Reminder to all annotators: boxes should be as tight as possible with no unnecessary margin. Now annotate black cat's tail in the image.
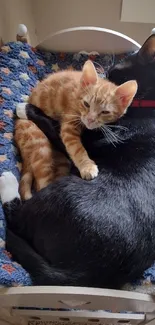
[17,103,68,157]
[6,229,85,286]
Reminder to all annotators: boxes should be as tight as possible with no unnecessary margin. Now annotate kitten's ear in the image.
[81,60,98,87]
[138,34,155,64]
[115,80,138,112]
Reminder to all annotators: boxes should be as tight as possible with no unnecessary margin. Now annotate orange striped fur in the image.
[15,119,70,200]
[15,60,137,199]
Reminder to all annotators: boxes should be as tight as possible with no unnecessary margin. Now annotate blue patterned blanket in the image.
[0,42,155,292]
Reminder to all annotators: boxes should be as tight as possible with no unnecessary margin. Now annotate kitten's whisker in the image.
[106,124,128,131]
[100,126,114,145]
[107,130,124,143]
[93,61,105,75]
[75,121,83,128]
[84,87,93,99]
[101,125,124,145]
[81,81,94,98]
[62,117,81,124]
[100,128,106,137]
[62,119,81,125]
[105,126,124,142]
[105,131,117,147]
[60,113,80,118]
[101,127,116,147]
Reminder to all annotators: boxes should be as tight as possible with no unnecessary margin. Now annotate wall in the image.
[121,0,155,23]
[32,0,155,46]
[0,0,37,46]
[0,0,154,47]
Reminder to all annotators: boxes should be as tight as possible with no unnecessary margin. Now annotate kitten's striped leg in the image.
[19,165,33,200]
[32,146,55,191]
[34,177,52,191]
[61,121,98,180]
[33,164,54,191]
[54,151,70,181]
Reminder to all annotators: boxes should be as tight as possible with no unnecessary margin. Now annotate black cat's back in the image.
[9,119,155,288]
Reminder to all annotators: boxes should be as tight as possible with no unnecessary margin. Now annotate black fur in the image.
[5,34,155,288]
[25,104,67,156]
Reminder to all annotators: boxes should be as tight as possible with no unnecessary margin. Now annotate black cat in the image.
[2,34,155,288]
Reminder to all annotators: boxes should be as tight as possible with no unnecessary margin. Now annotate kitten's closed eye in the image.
[84,101,90,108]
[101,111,110,115]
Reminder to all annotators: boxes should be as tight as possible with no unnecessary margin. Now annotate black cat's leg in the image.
[16,103,67,156]
[0,172,22,226]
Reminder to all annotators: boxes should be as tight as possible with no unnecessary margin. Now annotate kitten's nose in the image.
[87,117,95,124]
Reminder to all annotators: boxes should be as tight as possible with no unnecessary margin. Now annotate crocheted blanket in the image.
[0,42,155,293]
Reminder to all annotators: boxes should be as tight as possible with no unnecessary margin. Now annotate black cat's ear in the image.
[138,34,155,64]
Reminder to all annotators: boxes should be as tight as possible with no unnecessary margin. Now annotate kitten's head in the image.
[78,60,137,130]
[108,34,155,100]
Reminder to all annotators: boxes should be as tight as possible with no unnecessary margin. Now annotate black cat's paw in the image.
[16,102,28,119]
[0,172,20,204]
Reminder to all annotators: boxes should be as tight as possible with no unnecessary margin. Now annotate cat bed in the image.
[0,41,155,292]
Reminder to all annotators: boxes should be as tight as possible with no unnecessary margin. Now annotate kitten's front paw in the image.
[16,103,28,119]
[80,163,99,180]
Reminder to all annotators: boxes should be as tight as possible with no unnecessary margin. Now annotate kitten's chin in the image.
[83,123,97,130]
[81,118,98,130]
[87,125,97,130]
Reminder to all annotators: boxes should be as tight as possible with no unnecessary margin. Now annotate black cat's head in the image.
[108,34,155,100]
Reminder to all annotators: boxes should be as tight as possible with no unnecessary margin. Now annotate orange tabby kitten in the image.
[15,119,70,200]
[17,60,137,183]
